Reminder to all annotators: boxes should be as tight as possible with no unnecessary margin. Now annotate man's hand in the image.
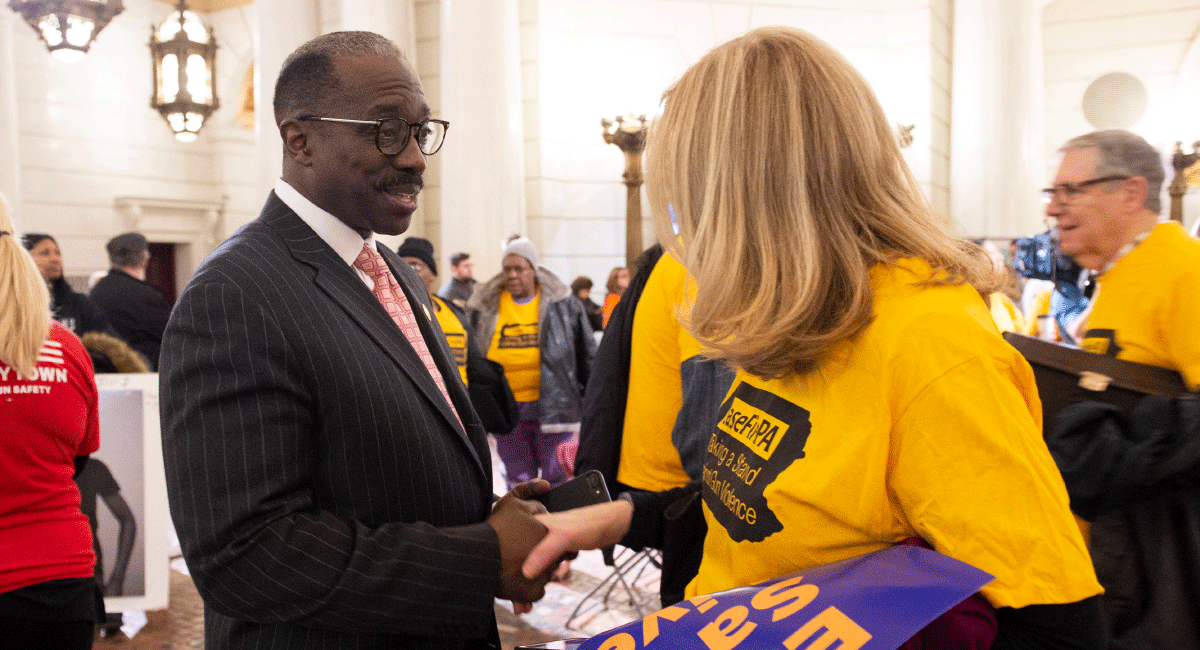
[504,478,552,502]
[487,481,557,604]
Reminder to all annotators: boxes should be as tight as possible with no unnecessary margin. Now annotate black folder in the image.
[1002,332,1188,436]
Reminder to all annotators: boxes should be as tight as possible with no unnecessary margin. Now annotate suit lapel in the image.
[261,194,487,478]
[377,244,480,433]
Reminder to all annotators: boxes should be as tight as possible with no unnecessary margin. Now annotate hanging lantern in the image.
[149,0,218,142]
[8,0,125,63]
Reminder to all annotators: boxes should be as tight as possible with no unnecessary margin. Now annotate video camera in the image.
[1012,230,1077,283]
[1012,229,1095,301]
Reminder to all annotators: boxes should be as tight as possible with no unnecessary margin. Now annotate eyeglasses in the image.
[297,116,449,156]
[1041,175,1129,204]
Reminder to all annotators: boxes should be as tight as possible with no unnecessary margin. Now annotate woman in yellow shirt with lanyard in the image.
[520,26,1105,648]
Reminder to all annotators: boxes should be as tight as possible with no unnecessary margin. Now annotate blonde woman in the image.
[0,202,101,649]
[523,26,1104,647]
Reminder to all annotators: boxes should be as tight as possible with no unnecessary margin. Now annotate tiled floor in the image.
[92,549,656,650]
[92,441,657,649]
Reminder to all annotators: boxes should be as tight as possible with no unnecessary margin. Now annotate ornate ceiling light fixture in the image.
[150,0,218,142]
[8,0,125,63]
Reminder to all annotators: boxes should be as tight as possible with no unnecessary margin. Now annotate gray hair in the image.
[273,31,407,125]
[1062,129,1165,214]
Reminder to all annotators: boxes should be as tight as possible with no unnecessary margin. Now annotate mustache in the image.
[377,173,423,193]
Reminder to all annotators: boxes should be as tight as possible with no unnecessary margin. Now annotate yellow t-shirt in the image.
[618,253,695,492]
[988,292,1024,334]
[431,296,468,386]
[1080,221,1200,390]
[687,258,1101,609]
[1024,289,1054,339]
[488,292,540,402]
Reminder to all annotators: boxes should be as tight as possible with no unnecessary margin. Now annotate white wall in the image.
[12,0,1200,297]
[522,0,949,296]
[8,0,255,286]
[1043,0,1200,230]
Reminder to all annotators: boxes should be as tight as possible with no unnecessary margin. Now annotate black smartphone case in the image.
[533,469,611,512]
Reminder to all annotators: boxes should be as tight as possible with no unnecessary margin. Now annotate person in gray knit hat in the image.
[467,236,596,492]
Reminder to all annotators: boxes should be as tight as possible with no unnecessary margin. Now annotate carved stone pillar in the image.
[253,0,319,204]
[438,0,525,276]
[0,10,22,223]
[601,115,649,271]
[950,0,1049,239]
[1170,141,1199,223]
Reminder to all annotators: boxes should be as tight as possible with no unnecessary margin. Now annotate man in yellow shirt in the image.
[1045,129,1200,647]
[1050,133,1200,385]
[398,237,517,435]
[468,237,595,488]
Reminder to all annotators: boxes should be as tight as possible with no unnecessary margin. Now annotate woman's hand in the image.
[521,499,634,579]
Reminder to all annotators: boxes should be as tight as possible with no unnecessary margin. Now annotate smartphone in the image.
[515,640,586,650]
[533,469,611,512]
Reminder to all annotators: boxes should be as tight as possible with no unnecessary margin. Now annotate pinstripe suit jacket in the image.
[160,193,501,650]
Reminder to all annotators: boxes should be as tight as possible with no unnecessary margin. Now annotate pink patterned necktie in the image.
[354,243,462,428]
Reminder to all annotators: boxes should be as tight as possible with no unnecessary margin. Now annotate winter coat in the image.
[467,266,595,431]
[1049,395,1200,649]
[49,277,112,338]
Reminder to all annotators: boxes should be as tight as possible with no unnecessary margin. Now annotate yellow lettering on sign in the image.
[717,398,787,461]
[690,594,719,613]
[782,606,872,650]
[696,605,757,650]
[594,632,636,650]
[749,576,819,622]
[642,605,690,645]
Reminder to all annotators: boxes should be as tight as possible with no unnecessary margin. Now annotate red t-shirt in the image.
[0,322,100,594]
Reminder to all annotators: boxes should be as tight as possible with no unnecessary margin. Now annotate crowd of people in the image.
[4,22,1200,650]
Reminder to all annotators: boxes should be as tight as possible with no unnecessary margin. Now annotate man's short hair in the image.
[570,276,592,294]
[450,252,470,267]
[106,232,149,268]
[273,31,407,126]
[1062,129,1165,214]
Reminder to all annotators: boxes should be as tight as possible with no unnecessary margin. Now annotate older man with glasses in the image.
[1042,128,1200,649]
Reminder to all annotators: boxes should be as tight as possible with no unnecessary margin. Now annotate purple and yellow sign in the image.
[578,545,993,650]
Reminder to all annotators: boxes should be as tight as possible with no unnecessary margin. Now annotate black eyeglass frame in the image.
[296,116,450,156]
[1041,175,1130,203]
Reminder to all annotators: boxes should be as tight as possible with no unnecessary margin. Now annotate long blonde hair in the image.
[647,26,996,379]
[0,199,51,377]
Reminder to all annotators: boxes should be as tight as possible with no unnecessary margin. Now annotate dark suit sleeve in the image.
[75,294,115,337]
[160,279,501,638]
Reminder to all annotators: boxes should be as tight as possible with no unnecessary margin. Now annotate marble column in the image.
[253,0,320,206]
[438,0,526,277]
[950,0,1048,239]
[0,11,23,229]
[341,0,423,249]
[341,0,417,67]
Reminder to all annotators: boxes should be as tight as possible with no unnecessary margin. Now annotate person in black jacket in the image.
[569,276,604,332]
[398,236,518,436]
[1049,396,1200,648]
[21,232,113,339]
[89,232,171,371]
